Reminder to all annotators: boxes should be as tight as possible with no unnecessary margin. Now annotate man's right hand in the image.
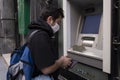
[58,56,72,69]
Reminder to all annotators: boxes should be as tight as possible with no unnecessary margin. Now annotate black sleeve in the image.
[30,31,55,71]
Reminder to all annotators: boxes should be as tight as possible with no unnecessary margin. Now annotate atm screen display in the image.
[81,14,101,34]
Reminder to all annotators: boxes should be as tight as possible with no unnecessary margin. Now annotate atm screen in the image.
[81,14,101,34]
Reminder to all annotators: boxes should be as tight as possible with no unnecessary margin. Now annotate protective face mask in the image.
[51,23,60,33]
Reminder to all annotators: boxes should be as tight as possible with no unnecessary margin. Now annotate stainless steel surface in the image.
[68,47,102,60]
[68,62,108,80]
[68,48,102,69]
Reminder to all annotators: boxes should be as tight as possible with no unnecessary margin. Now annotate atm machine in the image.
[58,0,120,80]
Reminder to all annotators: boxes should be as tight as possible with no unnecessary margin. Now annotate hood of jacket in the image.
[28,18,54,37]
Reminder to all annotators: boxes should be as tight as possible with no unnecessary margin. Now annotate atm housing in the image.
[67,1,103,69]
[66,0,103,69]
[58,0,111,80]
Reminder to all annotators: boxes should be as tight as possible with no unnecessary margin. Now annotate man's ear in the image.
[47,16,52,23]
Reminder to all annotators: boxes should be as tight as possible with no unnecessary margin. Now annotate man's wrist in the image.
[55,59,63,67]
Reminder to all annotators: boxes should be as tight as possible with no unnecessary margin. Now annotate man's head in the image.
[40,7,64,33]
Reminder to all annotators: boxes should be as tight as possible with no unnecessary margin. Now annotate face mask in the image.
[51,23,60,33]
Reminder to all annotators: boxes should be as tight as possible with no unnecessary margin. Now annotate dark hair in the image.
[40,7,64,21]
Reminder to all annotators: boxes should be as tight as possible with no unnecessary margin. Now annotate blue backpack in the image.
[7,30,38,80]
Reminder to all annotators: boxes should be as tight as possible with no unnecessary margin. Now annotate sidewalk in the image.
[0,54,10,80]
[2,54,10,65]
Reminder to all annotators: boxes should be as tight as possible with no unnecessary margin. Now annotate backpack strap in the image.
[27,30,39,43]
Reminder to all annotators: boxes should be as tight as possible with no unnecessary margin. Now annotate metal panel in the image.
[103,0,111,74]
[68,51,102,69]
[17,0,30,34]
[111,0,120,79]
[69,0,103,9]
[68,63,108,80]
[30,0,43,21]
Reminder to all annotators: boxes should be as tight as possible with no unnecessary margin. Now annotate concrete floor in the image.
[0,54,10,80]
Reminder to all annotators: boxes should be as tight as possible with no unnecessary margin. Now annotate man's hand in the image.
[57,56,72,69]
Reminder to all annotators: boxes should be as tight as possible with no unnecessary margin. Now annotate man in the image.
[28,7,72,80]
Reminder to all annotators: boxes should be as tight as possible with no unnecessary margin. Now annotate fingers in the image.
[63,62,72,69]
[63,58,72,69]
[65,55,71,58]
[59,55,73,69]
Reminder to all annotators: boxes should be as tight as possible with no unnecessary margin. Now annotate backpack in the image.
[7,30,38,80]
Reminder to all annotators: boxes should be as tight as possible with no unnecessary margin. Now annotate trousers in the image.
[32,75,54,80]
